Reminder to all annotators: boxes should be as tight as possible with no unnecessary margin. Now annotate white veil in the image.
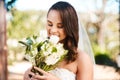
[78,18,95,64]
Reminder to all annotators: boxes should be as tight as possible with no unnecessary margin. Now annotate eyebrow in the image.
[47,20,52,23]
[47,20,62,25]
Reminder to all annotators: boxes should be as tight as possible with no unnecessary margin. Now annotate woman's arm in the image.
[76,51,94,80]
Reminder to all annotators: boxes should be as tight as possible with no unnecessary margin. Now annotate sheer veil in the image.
[77,15,95,64]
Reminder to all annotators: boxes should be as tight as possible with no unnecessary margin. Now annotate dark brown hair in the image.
[47,1,79,62]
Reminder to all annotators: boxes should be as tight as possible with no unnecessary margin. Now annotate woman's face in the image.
[46,10,66,41]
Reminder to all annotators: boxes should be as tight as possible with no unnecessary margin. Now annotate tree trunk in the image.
[97,22,105,50]
[0,0,8,80]
[96,0,107,50]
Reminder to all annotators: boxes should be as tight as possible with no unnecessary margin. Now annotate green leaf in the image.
[52,47,57,52]
[18,41,29,46]
[37,42,44,52]
[26,37,33,45]
[33,35,37,39]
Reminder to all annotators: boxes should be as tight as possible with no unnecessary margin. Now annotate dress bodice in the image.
[49,68,76,80]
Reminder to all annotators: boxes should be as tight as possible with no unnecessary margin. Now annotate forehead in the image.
[47,10,62,22]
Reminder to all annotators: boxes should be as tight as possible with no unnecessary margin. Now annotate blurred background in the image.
[0,0,119,80]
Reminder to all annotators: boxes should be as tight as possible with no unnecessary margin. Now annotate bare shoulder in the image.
[76,49,93,65]
[76,49,93,80]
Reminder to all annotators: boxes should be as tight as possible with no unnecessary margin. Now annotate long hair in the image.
[47,1,79,62]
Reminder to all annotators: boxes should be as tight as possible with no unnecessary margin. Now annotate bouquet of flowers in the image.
[19,31,68,74]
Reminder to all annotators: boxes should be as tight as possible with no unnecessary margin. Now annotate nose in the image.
[50,27,58,35]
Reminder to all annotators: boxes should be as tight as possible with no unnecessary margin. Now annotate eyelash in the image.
[48,24,52,26]
[58,26,63,28]
[48,23,63,28]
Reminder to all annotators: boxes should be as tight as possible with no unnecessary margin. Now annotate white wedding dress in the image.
[49,68,76,80]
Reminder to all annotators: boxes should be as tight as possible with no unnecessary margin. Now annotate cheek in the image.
[60,30,66,39]
[63,32,66,39]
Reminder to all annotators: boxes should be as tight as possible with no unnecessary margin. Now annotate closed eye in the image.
[47,20,53,27]
[57,24,63,28]
[48,23,53,27]
[58,26,63,28]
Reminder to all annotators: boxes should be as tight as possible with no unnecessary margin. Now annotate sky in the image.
[15,0,119,13]
[15,0,94,12]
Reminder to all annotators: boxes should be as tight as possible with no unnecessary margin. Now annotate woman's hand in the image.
[23,66,60,80]
[31,66,60,80]
[23,67,35,80]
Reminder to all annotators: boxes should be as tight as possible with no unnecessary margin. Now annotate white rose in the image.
[39,30,47,39]
[25,54,35,65]
[49,35,59,44]
[36,30,48,43]
[45,53,60,65]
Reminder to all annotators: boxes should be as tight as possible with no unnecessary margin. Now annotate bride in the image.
[24,1,94,80]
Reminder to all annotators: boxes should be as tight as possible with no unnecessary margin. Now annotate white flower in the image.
[25,54,35,65]
[45,53,60,65]
[20,30,68,71]
[36,30,48,43]
[31,48,38,56]
[49,35,59,44]
[39,30,47,37]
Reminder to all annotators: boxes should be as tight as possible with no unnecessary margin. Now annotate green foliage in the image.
[92,43,106,56]
[87,13,119,63]
[95,54,118,68]
[92,42,119,68]
[7,9,47,64]
[7,9,47,39]
[5,0,17,11]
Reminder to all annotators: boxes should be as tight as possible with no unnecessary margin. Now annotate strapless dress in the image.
[49,68,76,80]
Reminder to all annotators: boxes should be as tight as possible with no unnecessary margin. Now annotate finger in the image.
[33,66,47,74]
[31,77,38,80]
[23,68,33,80]
[33,74,46,79]
[29,72,35,78]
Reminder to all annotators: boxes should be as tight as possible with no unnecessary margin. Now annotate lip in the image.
[49,34,60,37]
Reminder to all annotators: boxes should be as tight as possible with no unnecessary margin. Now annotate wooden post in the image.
[0,0,8,80]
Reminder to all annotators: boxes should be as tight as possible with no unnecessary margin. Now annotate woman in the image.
[24,1,93,80]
